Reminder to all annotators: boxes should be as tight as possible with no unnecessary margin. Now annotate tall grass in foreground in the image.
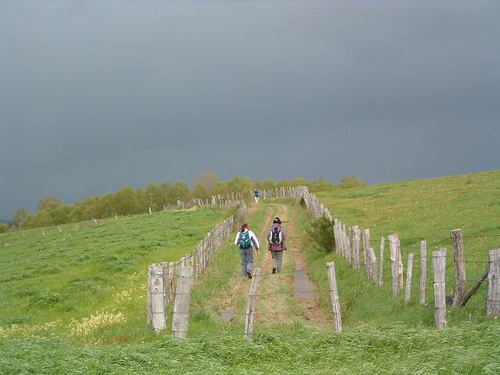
[2,323,499,374]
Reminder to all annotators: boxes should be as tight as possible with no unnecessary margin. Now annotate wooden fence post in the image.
[147,265,153,324]
[368,247,377,283]
[363,229,370,280]
[334,219,340,254]
[486,249,500,316]
[165,262,176,305]
[244,268,262,339]
[350,226,360,270]
[433,247,447,330]
[451,229,467,307]
[389,234,400,296]
[379,237,385,287]
[172,265,193,338]
[420,241,427,305]
[327,262,342,333]
[405,253,414,302]
[151,264,166,333]
[343,224,349,261]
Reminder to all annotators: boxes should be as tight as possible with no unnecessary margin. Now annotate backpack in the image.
[238,230,252,249]
[270,227,283,245]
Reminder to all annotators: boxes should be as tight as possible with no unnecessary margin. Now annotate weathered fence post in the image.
[165,262,176,305]
[433,247,447,330]
[362,229,370,280]
[379,237,385,287]
[368,247,377,284]
[350,226,360,270]
[450,229,467,307]
[389,234,401,296]
[172,265,193,338]
[420,241,427,305]
[151,264,166,333]
[405,253,414,302]
[244,268,262,339]
[334,219,340,254]
[343,224,349,261]
[327,262,342,333]
[486,249,500,316]
[147,265,153,324]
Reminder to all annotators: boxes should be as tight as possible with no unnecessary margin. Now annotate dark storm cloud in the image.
[1,1,499,218]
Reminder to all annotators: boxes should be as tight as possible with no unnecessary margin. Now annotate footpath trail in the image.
[216,202,331,328]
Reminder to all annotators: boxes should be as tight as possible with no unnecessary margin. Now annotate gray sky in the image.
[1,0,499,219]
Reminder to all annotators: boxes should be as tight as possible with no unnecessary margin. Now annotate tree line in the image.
[3,173,364,232]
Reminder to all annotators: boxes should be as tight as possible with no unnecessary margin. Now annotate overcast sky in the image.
[1,1,499,219]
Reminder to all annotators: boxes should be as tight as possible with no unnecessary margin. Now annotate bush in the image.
[0,222,9,233]
[306,217,335,253]
[339,175,366,189]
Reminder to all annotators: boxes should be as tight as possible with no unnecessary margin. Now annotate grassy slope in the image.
[310,170,500,326]
[1,171,500,374]
[0,207,231,342]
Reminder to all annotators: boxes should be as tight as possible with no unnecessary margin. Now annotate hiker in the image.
[267,217,286,273]
[234,223,260,278]
[253,189,260,203]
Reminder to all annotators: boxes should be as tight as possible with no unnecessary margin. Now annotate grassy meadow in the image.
[0,207,232,344]
[296,170,500,331]
[1,170,500,374]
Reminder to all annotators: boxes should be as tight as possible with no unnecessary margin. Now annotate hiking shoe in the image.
[247,270,252,279]
[272,268,277,274]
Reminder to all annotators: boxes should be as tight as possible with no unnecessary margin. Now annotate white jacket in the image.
[234,229,260,250]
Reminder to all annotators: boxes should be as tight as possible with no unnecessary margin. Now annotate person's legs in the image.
[276,250,283,272]
[246,248,253,276]
[271,250,278,273]
[241,248,253,277]
[240,248,247,276]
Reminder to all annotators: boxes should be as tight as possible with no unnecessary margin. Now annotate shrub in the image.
[306,217,335,253]
[339,175,366,189]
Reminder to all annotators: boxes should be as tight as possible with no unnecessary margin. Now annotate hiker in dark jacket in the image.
[267,217,286,273]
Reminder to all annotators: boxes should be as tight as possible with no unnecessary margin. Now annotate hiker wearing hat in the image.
[267,217,287,273]
[234,223,260,278]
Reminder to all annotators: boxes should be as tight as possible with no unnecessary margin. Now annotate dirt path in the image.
[216,202,330,326]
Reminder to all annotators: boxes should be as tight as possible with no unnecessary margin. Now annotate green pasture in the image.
[1,171,500,374]
[306,170,500,328]
[0,207,232,342]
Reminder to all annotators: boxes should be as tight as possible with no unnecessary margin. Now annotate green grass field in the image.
[0,207,231,344]
[1,171,500,374]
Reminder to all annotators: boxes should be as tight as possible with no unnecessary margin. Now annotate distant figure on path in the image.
[253,189,260,203]
[267,217,287,274]
[234,223,260,278]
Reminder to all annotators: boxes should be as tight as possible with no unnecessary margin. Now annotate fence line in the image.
[298,188,500,329]
[146,186,310,333]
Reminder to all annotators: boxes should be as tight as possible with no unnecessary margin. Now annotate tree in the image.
[193,171,221,200]
[37,196,63,212]
[289,177,309,187]
[339,175,366,189]
[255,179,276,190]
[308,178,336,192]
[113,187,138,215]
[170,181,190,203]
[0,222,9,233]
[12,208,28,228]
